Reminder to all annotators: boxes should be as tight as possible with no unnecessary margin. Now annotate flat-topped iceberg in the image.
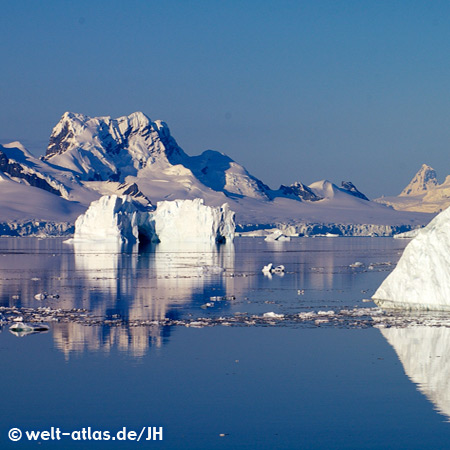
[373,206,450,310]
[73,195,235,244]
[154,198,235,243]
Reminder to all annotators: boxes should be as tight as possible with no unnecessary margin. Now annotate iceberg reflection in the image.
[380,325,450,420]
[57,240,235,357]
[0,238,235,358]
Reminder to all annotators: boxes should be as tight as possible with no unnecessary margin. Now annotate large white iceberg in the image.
[74,195,153,244]
[373,206,450,310]
[73,195,235,244]
[154,198,235,243]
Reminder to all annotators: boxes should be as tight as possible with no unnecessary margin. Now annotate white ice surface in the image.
[373,205,450,310]
[73,196,235,244]
[153,198,235,243]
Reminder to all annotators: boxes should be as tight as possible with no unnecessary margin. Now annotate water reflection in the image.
[381,326,450,420]
[0,239,235,358]
[0,237,407,358]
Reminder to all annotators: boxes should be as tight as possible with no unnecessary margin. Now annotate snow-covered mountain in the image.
[43,112,271,201]
[0,111,434,236]
[400,164,438,196]
[375,164,450,213]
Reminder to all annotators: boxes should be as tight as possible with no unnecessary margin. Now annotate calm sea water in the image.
[1,237,450,449]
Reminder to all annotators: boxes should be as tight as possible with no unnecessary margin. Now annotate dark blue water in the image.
[1,237,449,449]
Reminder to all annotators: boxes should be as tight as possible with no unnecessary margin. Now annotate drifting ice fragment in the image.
[264,230,291,242]
[373,205,450,310]
[349,262,364,268]
[9,322,50,337]
[263,312,285,319]
[262,263,285,274]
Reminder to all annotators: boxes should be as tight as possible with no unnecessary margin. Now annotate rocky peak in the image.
[341,181,369,201]
[279,181,322,202]
[400,164,438,196]
[42,112,187,181]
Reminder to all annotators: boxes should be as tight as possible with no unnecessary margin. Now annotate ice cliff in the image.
[372,205,450,310]
[74,195,153,244]
[73,196,235,244]
[154,198,235,243]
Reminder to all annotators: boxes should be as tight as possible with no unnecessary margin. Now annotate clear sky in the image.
[1,0,450,198]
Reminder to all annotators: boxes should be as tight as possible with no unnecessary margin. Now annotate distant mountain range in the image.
[0,111,432,236]
[375,164,450,213]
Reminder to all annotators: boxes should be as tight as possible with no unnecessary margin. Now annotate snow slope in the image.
[0,172,85,235]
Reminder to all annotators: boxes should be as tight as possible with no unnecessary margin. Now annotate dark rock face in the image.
[0,149,61,196]
[118,182,152,205]
[279,182,322,201]
[340,181,369,201]
[46,121,73,158]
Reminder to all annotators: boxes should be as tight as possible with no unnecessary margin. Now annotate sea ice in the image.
[373,205,450,310]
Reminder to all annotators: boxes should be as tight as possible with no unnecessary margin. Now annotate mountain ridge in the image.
[0,111,434,236]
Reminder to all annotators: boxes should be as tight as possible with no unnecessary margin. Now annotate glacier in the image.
[73,195,235,244]
[372,205,450,310]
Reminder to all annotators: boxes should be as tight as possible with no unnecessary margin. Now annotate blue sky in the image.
[2,0,450,197]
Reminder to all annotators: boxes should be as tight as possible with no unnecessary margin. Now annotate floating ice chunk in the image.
[264,229,291,242]
[9,322,49,337]
[373,206,450,310]
[298,311,316,319]
[349,261,364,268]
[317,310,335,316]
[262,263,285,274]
[198,265,225,274]
[263,312,284,319]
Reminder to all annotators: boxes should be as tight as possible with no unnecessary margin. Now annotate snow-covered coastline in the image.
[0,111,435,237]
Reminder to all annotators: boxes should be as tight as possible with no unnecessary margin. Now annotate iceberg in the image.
[73,195,235,244]
[264,229,291,242]
[372,206,450,310]
[153,198,235,243]
[74,195,154,244]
